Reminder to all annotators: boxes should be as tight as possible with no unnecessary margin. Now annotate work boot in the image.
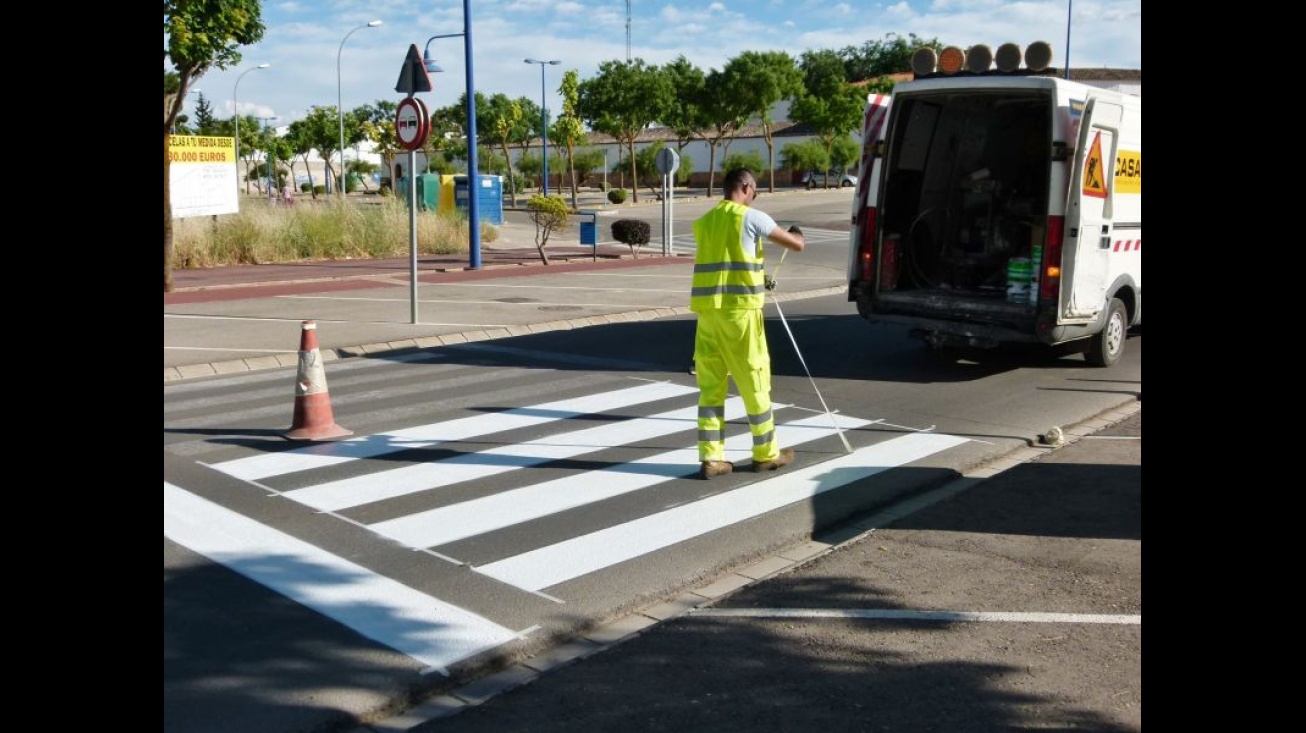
[699,460,734,479]
[751,448,795,473]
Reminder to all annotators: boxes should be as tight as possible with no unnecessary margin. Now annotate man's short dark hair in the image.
[723,167,754,194]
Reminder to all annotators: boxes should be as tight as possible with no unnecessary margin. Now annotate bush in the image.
[611,218,651,258]
[169,197,495,269]
[607,188,627,204]
[300,182,313,193]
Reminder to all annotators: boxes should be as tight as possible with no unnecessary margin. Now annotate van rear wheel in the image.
[1085,297,1127,367]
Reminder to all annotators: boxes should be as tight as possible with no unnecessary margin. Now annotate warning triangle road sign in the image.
[395,44,433,95]
[1082,131,1108,200]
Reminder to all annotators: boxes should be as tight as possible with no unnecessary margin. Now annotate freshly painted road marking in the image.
[283,395,779,513]
[164,482,519,671]
[475,431,969,592]
[370,412,872,549]
[210,381,696,481]
[691,608,1140,624]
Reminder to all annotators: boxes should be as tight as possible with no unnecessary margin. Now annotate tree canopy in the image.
[163,0,265,292]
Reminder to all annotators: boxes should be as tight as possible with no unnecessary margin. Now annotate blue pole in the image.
[540,66,549,197]
[464,0,481,270]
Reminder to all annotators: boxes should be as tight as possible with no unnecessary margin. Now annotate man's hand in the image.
[764,275,777,291]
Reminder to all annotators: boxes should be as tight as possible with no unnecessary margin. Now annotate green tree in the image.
[838,33,936,83]
[780,139,829,174]
[724,51,804,193]
[789,50,865,182]
[193,92,219,135]
[164,0,265,292]
[694,66,752,197]
[477,93,525,206]
[570,148,606,187]
[554,69,588,209]
[423,103,466,175]
[658,55,706,156]
[359,100,399,185]
[283,120,319,193]
[577,58,673,204]
[721,150,766,179]
[231,114,264,193]
[526,194,571,265]
[297,106,343,193]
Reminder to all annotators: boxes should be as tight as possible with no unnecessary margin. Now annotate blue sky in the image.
[176,0,1142,128]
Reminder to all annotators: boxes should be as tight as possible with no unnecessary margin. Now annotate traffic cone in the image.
[284,320,353,441]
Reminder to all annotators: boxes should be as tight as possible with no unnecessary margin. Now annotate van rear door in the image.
[1064,97,1124,317]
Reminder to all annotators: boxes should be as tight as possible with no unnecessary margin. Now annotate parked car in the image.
[803,169,858,189]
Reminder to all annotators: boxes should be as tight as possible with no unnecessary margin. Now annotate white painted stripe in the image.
[211,381,697,481]
[163,482,518,670]
[476,431,969,592]
[691,608,1141,625]
[371,412,873,548]
[283,395,787,513]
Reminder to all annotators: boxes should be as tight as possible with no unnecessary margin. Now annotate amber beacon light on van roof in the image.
[910,41,1056,79]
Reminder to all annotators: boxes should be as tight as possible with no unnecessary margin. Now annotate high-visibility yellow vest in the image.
[690,200,766,312]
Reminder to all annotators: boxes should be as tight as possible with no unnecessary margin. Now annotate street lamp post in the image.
[422,0,482,271]
[233,63,270,196]
[524,59,560,196]
[1064,0,1073,80]
[337,20,383,198]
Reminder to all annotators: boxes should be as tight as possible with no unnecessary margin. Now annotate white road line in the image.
[475,431,969,592]
[164,482,519,670]
[283,396,779,513]
[210,381,697,482]
[691,608,1141,624]
[370,412,872,549]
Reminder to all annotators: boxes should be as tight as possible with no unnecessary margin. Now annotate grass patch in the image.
[171,196,499,269]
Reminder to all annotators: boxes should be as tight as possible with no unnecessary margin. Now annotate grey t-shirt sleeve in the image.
[743,208,778,253]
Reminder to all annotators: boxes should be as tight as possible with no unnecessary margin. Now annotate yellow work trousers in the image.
[694,308,779,463]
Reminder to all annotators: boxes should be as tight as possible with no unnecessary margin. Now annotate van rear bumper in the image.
[867,312,1101,350]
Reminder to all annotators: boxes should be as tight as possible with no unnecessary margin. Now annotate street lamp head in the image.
[367,20,382,27]
[423,51,445,74]
[256,63,270,69]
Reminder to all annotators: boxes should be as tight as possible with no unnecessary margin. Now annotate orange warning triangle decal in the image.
[1082,132,1108,199]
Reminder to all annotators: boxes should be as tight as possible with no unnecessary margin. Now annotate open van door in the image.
[1063,97,1123,318]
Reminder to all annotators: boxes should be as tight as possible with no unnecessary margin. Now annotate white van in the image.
[846,42,1141,366]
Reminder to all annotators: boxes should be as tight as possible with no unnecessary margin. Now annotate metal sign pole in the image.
[658,173,668,257]
[654,148,680,257]
[408,149,418,324]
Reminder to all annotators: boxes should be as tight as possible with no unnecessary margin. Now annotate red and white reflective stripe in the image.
[1112,239,1142,252]
[863,93,890,139]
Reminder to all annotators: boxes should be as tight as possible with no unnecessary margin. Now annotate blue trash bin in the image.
[453,175,504,225]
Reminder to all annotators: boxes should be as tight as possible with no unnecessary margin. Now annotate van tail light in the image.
[857,207,878,282]
[1039,215,1064,302]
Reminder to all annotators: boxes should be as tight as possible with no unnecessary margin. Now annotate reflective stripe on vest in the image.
[690,200,765,311]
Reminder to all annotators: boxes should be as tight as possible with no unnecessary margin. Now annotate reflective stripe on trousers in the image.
[694,308,778,463]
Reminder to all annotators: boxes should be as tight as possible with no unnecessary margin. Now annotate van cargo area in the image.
[873,89,1052,334]
[849,44,1140,366]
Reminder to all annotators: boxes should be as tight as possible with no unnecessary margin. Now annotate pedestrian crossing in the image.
[167,370,969,671]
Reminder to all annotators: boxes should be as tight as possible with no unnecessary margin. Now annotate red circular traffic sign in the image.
[396,97,430,151]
